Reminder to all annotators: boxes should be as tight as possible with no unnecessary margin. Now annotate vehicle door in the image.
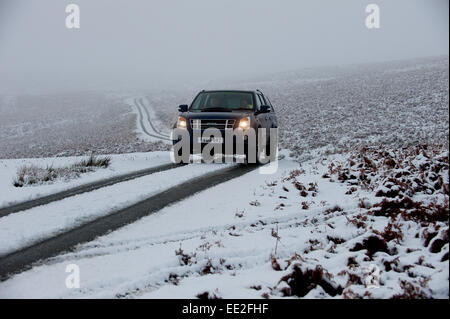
[255,93,269,129]
[263,95,278,129]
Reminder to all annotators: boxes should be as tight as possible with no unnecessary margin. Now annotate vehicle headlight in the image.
[238,117,250,130]
[177,116,187,129]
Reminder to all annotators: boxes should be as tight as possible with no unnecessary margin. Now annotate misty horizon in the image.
[0,0,448,94]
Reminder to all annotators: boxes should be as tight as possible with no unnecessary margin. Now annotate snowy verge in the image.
[0,145,447,299]
[0,151,171,209]
[124,96,170,144]
[141,96,171,137]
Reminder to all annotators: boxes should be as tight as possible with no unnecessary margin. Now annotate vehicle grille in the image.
[190,119,235,130]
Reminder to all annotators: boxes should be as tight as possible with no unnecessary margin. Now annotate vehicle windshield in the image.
[190,92,254,112]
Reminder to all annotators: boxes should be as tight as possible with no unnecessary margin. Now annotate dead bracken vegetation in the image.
[257,144,448,299]
[13,154,111,187]
[326,144,449,225]
[164,144,448,298]
[326,144,449,196]
[278,264,343,297]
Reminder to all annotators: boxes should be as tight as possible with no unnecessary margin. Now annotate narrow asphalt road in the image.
[0,162,178,218]
[0,163,259,280]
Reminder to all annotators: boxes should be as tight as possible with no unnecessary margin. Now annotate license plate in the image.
[198,137,223,144]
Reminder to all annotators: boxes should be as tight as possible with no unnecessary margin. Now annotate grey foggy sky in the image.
[0,0,448,93]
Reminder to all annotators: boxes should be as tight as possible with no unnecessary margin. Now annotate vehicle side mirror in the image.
[178,104,188,112]
[260,105,270,113]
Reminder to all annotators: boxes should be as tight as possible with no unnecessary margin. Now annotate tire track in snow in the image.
[53,210,311,261]
[0,162,178,218]
[138,97,170,139]
[45,203,358,270]
[38,205,359,298]
[0,164,259,280]
[50,216,317,298]
[0,96,174,218]
[74,207,359,298]
[133,97,171,142]
[76,248,276,299]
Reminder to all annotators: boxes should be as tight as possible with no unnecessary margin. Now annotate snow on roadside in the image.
[0,145,447,299]
[0,160,233,256]
[141,96,171,137]
[1,145,447,299]
[123,96,170,144]
[0,151,171,209]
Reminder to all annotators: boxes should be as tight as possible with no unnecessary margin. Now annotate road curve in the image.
[138,97,171,139]
[0,93,179,218]
[0,164,258,280]
[0,162,178,219]
[134,98,172,141]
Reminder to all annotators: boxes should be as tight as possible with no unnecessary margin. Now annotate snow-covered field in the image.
[0,92,167,159]
[1,56,447,162]
[0,145,447,298]
[0,56,448,299]
[150,56,449,161]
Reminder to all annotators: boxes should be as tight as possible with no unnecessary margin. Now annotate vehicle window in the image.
[258,94,272,112]
[258,94,267,106]
[254,93,261,109]
[265,95,274,112]
[257,94,265,108]
[190,92,254,111]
